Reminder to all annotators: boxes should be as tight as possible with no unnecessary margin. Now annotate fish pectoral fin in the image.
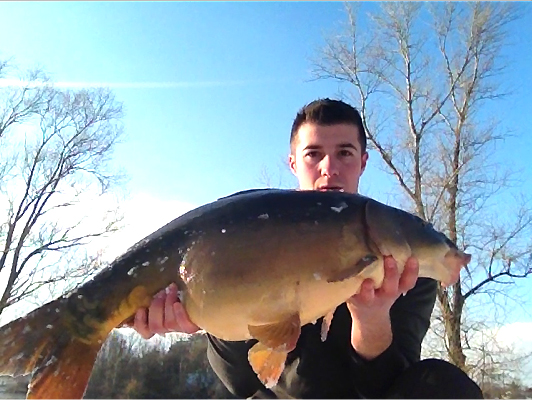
[326,255,378,283]
[320,308,337,342]
[364,199,411,258]
[248,342,288,389]
[247,313,301,352]
[28,339,102,399]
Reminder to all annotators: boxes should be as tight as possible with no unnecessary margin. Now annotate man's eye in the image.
[339,150,354,157]
[305,151,319,158]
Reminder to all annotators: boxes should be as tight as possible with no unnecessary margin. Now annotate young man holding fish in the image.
[132,99,483,398]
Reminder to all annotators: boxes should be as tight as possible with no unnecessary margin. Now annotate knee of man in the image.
[386,358,484,399]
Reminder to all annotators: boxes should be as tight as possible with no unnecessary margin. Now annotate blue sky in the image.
[1,2,530,205]
[1,2,356,204]
[0,1,531,347]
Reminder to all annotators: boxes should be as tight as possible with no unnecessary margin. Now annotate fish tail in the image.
[27,338,102,399]
[0,297,103,399]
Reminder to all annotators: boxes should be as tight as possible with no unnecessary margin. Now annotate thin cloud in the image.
[0,78,296,89]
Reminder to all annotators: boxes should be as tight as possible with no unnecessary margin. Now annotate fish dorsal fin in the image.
[248,313,301,352]
[217,188,272,201]
[320,308,337,342]
[248,343,288,389]
[326,255,378,283]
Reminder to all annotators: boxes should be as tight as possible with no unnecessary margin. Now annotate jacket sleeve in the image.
[347,277,438,398]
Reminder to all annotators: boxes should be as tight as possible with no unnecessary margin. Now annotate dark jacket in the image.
[206,277,437,399]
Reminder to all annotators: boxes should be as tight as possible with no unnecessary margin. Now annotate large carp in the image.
[0,189,470,398]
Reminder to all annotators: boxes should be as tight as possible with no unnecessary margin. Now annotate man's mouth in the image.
[318,186,344,192]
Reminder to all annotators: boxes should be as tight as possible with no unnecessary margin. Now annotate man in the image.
[132,99,483,398]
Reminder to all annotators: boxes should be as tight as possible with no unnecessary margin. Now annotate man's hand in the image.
[131,283,200,340]
[347,256,419,360]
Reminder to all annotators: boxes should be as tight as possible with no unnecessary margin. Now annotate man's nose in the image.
[320,155,339,177]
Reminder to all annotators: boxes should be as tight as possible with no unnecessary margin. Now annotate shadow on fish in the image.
[0,189,471,398]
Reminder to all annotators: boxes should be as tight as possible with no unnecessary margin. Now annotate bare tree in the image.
[311,1,531,379]
[0,59,126,319]
[422,309,532,394]
[256,155,295,189]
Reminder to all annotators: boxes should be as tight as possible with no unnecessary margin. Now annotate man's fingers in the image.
[131,283,200,339]
[355,278,376,305]
[399,256,419,293]
[148,290,167,335]
[133,308,155,340]
[162,283,201,334]
[164,283,200,334]
[380,256,400,295]
[163,283,181,331]
[172,302,200,334]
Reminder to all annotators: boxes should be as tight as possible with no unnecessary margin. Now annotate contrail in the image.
[0,78,296,89]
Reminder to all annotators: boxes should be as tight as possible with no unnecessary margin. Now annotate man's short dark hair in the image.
[290,98,367,154]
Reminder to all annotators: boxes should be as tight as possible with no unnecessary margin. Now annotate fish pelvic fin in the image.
[247,313,301,389]
[320,308,337,342]
[248,343,288,389]
[0,296,104,399]
[248,313,301,352]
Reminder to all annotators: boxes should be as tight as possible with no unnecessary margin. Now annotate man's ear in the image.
[360,152,369,175]
[288,154,297,176]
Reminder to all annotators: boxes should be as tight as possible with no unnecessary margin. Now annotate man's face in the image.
[288,122,368,194]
